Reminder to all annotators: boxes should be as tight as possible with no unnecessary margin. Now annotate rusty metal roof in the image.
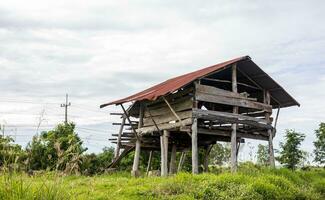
[100,56,299,108]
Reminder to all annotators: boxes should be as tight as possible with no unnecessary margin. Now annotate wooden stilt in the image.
[231,63,238,173]
[169,143,177,174]
[131,139,141,177]
[146,151,153,175]
[161,130,169,177]
[114,116,126,159]
[264,90,275,168]
[192,117,199,174]
[131,104,144,177]
[177,152,186,172]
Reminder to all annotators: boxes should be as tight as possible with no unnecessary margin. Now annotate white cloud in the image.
[0,0,324,153]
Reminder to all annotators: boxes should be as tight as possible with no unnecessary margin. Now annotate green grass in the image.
[0,167,324,200]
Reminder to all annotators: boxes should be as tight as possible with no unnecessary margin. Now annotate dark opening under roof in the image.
[100,56,299,109]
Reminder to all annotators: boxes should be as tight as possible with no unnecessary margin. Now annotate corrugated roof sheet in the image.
[100,56,299,108]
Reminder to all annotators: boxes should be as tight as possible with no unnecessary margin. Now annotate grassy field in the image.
[0,166,324,200]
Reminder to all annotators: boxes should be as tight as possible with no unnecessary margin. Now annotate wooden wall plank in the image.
[196,92,272,112]
[144,96,192,118]
[138,118,192,135]
[143,110,192,127]
[193,108,271,129]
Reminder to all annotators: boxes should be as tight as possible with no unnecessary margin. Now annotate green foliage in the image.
[314,122,325,165]
[257,144,269,166]
[0,136,27,171]
[277,129,306,170]
[209,142,231,166]
[26,123,87,174]
[81,147,115,175]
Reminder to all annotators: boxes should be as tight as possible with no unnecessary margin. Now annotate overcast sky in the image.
[0,1,324,161]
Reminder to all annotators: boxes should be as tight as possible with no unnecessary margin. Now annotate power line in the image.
[73,105,107,115]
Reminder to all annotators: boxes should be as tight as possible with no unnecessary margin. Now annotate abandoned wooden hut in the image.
[100,56,299,176]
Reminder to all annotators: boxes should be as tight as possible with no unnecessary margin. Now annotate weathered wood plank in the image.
[196,84,257,101]
[144,96,192,117]
[196,90,272,112]
[193,108,272,129]
[198,128,269,141]
[146,87,193,107]
[143,110,192,127]
[138,118,192,135]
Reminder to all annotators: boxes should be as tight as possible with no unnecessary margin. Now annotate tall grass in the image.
[0,166,324,200]
[0,172,70,200]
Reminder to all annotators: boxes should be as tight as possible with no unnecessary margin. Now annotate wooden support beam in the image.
[169,143,177,175]
[163,96,185,126]
[192,117,199,174]
[160,130,169,177]
[110,112,123,116]
[112,122,136,126]
[237,68,282,106]
[114,116,126,159]
[146,151,153,176]
[200,77,262,90]
[131,103,144,177]
[264,90,275,168]
[231,63,238,173]
[177,152,186,172]
[120,104,139,140]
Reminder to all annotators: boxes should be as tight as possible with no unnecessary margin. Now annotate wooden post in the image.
[114,116,126,159]
[192,117,199,174]
[161,130,169,177]
[169,143,177,174]
[231,63,238,173]
[177,152,186,172]
[131,104,144,177]
[146,151,153,175]
[264,90,275,168]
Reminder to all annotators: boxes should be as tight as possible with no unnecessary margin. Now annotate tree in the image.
[277,129,306,170]
[0,135,27,171]
[314,122,325,165]
[26,122,87,173]
[80,147,115,175]
[257,144,269,166]
[209,142,231,166]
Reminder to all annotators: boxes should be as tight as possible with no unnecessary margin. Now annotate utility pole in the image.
[61,94,71,124]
